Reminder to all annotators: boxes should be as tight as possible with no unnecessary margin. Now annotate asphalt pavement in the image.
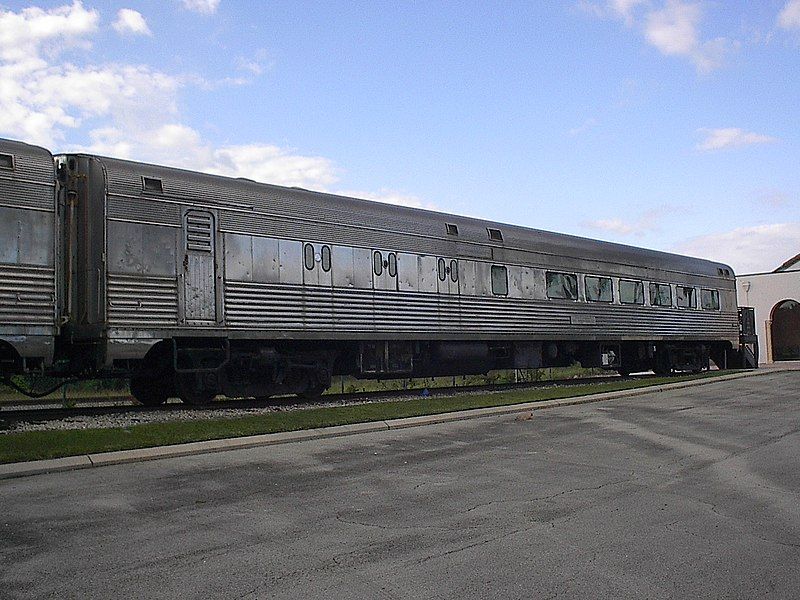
[1,370,799,599]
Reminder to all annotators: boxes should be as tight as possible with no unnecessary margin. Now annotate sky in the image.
[1,0,798,275]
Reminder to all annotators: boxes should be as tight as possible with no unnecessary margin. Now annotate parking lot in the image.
[1,370,799,599]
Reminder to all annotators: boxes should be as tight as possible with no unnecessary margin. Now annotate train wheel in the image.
[299,384,327,400]
[180,392,216,406]
[176,373,218,406]
[298,367,330,400]
[130,374,169,406]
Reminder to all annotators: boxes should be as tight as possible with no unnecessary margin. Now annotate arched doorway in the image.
[771,299,800,361]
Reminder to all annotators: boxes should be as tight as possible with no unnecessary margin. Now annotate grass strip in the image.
[0,371,732,464]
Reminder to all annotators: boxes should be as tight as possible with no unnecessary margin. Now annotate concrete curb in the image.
[1,367,795,480]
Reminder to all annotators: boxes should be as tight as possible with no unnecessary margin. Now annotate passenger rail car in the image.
[0,138,748,404]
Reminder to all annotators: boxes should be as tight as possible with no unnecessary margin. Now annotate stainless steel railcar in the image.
[0,137,747,404]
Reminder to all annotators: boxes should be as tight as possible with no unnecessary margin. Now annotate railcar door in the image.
[182,209,217,323]
[372,250,398,291]
[436,258,460,295]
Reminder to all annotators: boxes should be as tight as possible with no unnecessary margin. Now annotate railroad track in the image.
[0,373,639,427]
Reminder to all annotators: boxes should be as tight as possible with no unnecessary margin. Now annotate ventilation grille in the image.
[142,176,163,193]
[185,211,214,253]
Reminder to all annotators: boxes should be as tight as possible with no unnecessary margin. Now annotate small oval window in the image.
[304,243,315,270]
[321,245,331,272]
[373,251,383,276]
[437,258,446,281]
[450,259,458,282]
[388,253,397,277]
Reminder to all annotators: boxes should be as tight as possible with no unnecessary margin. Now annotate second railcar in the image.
[0,140,59,372]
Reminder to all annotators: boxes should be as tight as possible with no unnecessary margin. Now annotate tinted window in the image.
[701,288,720,310]
[546,272,578,300]
[676,286,697,308]
[0,153,13,170]
[450,259,458,282]
[619,280,644,305]
[649,283,672,307]
[487,228,503,242]
[585,276,613,302]
[304,243,315,270]
[321,245,331,272]
[388,252,397,277]
[373,251,383,276]
[446,223,458,236]
[438,258,446,281]
[491,265,508,295]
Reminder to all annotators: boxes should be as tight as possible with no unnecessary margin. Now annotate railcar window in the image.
[546,272,578,300]
[619,279,644,305]
[701,288,720,310]
[142,176,163,193]
[649,283,672,307]
[438,258,447,281]
[487,228,503,242]
[450,259,459,282]
[373,251,383,276]
[321,245,331,272]
[0,153,13,170]
[676,286,697,308]
[446,223,459,236]
[585,276,613,302]
[304,243,315,270]
[491,265,508,295]
[388,252,397,277]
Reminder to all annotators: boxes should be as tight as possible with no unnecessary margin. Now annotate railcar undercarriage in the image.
[115,336,736,406]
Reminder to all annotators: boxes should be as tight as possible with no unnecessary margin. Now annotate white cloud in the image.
[211,144,338,188]
[234,50,271,77]
[0,2,426,206]
[0,1,98,64]
[696,128,777,151]
[0,2,180,146]
[580,0,732,72]
[112,9,151,36]
[181,0,220,15]
[756,189,791,208]
[582,207,664,237]
[675,223,800,274]
[568,117,598,136]
[609,0,648,26]
[644,1,729,72]
[778,0,800,29]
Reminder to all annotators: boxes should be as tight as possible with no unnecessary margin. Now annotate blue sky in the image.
[1,1,799,273]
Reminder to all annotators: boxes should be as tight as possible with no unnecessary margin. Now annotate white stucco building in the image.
[736,254,800,364]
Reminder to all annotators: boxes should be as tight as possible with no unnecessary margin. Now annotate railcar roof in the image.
[68,152,735,279]
[0,138,55,177]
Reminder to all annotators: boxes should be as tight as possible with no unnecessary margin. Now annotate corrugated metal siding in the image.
[107,195,181,226]
[0,265,56,326]
[107,274,178,327]
[0,140,55,212]
[0,179,55,211]
[224,281,738,339]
